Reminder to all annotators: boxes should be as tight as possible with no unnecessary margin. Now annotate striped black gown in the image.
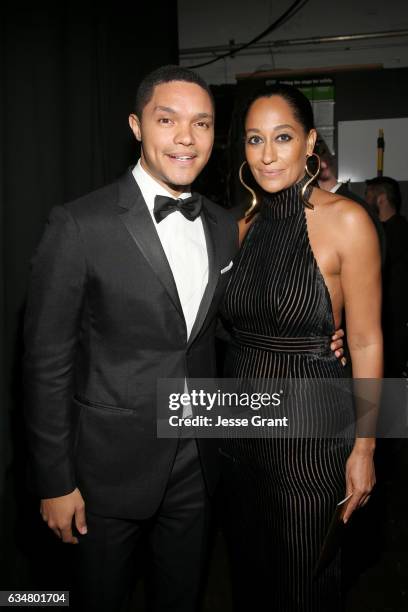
[219,177,353,611]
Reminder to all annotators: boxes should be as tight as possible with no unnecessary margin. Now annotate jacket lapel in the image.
[117,170,184,320]
[188,202,220,347]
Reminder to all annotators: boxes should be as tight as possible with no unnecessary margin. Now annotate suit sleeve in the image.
[215,210,238,343]
[24,205,86,499]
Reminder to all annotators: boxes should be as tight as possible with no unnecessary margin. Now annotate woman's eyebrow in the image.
[246,124,295,132]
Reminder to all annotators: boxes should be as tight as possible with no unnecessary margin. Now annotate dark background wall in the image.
[0,1,178,588]
[335,67,408,120]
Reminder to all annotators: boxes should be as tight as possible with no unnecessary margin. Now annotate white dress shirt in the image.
[133,161,209,419]
[132,160,208,340]
[330,182,343,193]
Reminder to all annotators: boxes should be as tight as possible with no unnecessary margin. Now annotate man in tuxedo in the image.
[24,65,345,611]
[24,65,238,612]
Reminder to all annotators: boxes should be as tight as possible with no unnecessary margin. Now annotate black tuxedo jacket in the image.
[24,169,238,519]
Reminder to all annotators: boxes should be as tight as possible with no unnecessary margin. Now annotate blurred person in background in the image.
[365,176,408,377]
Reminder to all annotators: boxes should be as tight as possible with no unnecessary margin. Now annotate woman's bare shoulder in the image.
[312,188,372,227]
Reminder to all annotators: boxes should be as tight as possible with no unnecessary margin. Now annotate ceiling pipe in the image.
[180,29,408,59]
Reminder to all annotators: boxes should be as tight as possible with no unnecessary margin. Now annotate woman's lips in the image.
[258,168,285,177]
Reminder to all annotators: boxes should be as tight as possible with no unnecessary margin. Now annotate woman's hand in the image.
[330,328,346,366]
[343,446,376,523]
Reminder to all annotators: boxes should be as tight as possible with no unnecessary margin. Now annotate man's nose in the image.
[174,123,194,146]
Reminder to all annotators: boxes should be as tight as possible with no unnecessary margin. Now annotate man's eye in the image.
[276,133,292,142]
[247,135,262,145]
[196,122,210,129]
[158,118,172,124]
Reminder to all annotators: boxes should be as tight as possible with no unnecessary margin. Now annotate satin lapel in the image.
[117,172,184,318]
[188,204,220,347]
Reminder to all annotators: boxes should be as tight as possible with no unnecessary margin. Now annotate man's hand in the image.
[40,487,87,544]
[331,328,347,366]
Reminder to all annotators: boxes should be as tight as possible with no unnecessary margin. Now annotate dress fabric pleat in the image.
[220,177,352,612]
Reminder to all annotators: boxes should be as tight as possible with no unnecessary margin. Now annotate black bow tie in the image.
[153,194,202,223]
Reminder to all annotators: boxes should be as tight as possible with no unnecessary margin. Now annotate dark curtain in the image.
[0,2,178,587]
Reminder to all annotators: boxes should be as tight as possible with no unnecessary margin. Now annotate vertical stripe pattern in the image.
[220,177,352,612]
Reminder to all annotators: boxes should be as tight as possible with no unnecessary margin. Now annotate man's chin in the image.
[319,172,331,182]
[163,170,201,191]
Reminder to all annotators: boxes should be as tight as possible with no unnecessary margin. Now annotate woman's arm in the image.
[337,202,383,522]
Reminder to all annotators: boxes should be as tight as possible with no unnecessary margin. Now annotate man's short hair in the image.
[365,176,402,213]
[134,65,214,117]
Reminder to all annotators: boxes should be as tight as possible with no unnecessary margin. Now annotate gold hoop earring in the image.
[301,152,320,210]
[239,161,258,217]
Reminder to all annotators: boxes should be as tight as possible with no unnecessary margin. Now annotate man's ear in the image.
[129,114,142,141]
[377,192,386,208]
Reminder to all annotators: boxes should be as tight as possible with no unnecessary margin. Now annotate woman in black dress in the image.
[220,85,382,611]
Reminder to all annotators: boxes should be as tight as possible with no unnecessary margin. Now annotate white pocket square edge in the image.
[220,261,233,274]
